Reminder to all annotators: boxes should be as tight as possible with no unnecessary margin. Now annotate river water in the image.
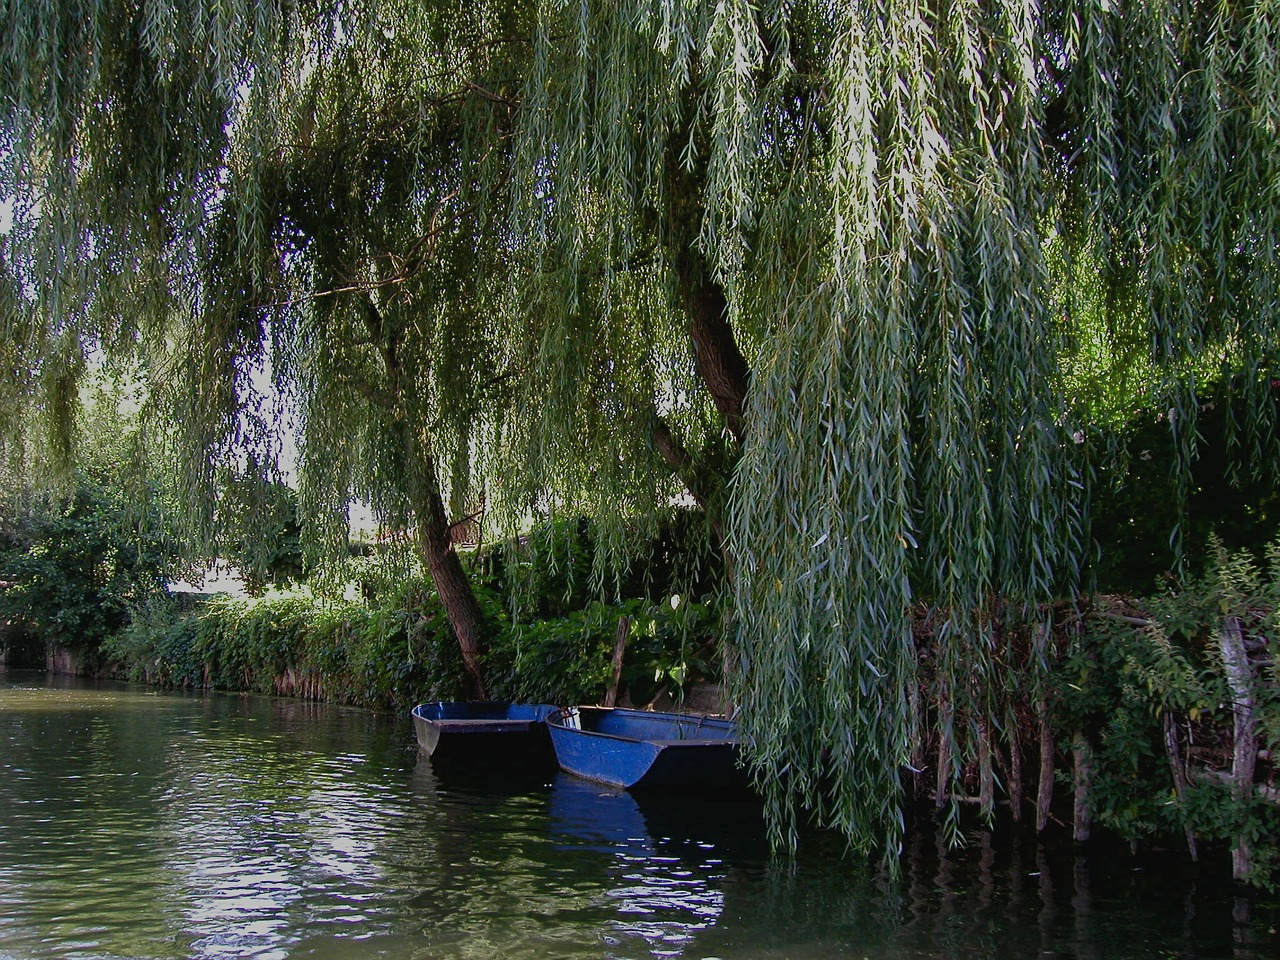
[0,669,1275,960]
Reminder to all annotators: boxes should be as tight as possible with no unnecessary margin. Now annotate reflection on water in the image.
[1,668,1277,960]
[541,774,765,955]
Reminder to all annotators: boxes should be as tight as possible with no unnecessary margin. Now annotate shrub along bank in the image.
[103,578,719,713]
[900,537,1278,888]
[60,510,724,710]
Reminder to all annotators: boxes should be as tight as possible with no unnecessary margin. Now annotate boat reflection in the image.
[412,755,768,958]
[547,773,654,855]
[548,773,767,862]
[546,772,767,956]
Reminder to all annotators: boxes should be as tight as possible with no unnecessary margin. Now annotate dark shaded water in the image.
[0,669,1276,959]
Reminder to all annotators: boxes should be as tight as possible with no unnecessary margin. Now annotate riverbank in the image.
[7,547,1279,889]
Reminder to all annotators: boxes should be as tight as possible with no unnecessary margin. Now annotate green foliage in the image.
[492,516,599,619]
[1159,539,1280,800]
[106,578,472,709]
[1055,539,1279,886]
[485,511,721,618]
[102,594,206,686]
[621,594,721,702]
[220,475,306,596]
[1087,382,1280,593]
[474,512,724,704]
[104,547,723,713]
[0,472,177,658]
[484,592,721,706]
[1055,613,1210,843]
[483,601,621,705]
[343,538,424,605]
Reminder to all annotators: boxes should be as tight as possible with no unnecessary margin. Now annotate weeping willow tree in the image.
[3,1,1279,858]
[0,0,539,695]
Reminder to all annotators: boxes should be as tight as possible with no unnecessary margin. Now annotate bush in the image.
[1056,538,1279,886]
[106,576,478,709]
[102,594,205,686]
[0,473,177,663]
[484,593,722,706]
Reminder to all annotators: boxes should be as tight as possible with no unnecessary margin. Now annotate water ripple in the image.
[3,673,1278,960]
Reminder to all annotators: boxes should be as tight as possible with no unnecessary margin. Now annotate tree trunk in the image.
[404,424,488,699]
[363,295,489,699]
[661,113,751,448]
[676,265,750,444]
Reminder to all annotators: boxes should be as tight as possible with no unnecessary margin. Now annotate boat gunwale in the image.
[411,702,557,724]
[547,707,738,748]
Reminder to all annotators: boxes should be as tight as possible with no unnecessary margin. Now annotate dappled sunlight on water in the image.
[1,669,1277,960]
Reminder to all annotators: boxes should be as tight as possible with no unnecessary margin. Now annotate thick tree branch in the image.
[649,412,724,519]
[675,257,751,445]
[663,90,752,445]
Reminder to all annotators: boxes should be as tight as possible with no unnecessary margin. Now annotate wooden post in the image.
[908,643,925,799]
[1219,615,1258,882]
[1161,711,1198,861]
[1034,623,1054,834]
[1072,731,1092,843]
[1037,712,1053,832]
[603,615,630,707]
[978,718,995,822]
[1008,709,1024,823]
[935,682,954,810]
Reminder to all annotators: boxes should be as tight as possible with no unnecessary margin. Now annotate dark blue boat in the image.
[411,701,558,766]
[546,706,749,793]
